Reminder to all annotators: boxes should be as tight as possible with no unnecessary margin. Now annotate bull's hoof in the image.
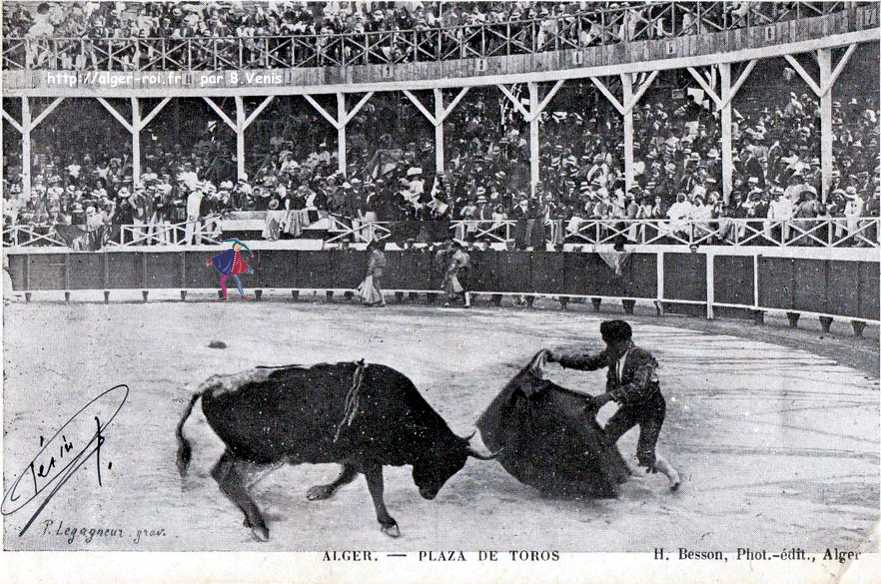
[250,525,270,542]
[306,485,335,501]
[381,523,400,538]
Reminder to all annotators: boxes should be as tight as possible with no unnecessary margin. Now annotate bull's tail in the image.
[175,392,202,477]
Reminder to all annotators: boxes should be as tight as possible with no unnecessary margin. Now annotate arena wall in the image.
[6,249,878,325]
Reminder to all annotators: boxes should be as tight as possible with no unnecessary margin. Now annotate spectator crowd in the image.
[3,1,837,69]
[2,2,878,248]
[4,83,879,249]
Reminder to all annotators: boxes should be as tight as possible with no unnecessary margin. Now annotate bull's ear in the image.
[465,445,503,460]
[457,429,477,443]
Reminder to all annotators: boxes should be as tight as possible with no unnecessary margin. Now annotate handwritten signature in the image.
[1,384,129,536]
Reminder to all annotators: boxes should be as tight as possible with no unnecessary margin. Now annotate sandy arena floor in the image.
[2,296,879,552]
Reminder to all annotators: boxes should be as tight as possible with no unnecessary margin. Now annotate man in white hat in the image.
[184,181,205,245]
[843,186,864,240]
[767,185,793,243]
[178,163,199,191]
[586,153,610,189]
[232,174,252,210]
[783,172,805,204]
[475,193,492,222]
[666,193,692,239]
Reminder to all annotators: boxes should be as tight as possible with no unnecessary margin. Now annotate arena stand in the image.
[1,1,878,336]
[2,2,859,71]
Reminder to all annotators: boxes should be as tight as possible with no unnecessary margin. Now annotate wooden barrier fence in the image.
[5,248,877,336]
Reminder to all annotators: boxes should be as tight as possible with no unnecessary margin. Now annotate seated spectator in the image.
[666,193,692,238]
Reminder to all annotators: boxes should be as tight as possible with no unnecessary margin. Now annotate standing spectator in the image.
[865,188,879,244]
[442,240,471,308]
[767,186,793,243]
[359,238,387,307]
[691,195,712,238]
[85,204,105,249]
[744,188,769,240]
[184,182,204,245]
[843,186,864,242]
[232,174,253,210]
[153,181,173,244]
[114,189,135,243]
[793,187,820,245]
[132,185,156,244]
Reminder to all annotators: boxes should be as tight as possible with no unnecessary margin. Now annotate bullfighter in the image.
[547,320,681,491]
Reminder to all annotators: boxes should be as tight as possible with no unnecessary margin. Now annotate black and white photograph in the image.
[1,1,879,583]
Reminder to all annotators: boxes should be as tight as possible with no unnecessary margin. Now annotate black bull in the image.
[175,361,498,541]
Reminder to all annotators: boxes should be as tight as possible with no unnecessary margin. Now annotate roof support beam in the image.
[686,66,722,108]
[590,77,625,115]
[497,84,532,120]
[1,108,23,134]
[201,96,236,131]
[30,97,65,130]
[139,96,171,130]
[783,53,822,96]
[243,95,275,129]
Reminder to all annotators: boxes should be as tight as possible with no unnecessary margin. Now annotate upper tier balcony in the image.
[2,1,878,96]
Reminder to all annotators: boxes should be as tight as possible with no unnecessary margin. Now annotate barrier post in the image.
[141,252,149,303]
[24,254,31,303]
[706,251,714,319]
[179,251,187,301]
[103,250,110,303]
[64,252,70,304]
[656,250,665,316]
[753,253,764,324]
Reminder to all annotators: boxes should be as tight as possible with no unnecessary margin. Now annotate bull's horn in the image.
[459,430,477,442]
[466,445,504,460]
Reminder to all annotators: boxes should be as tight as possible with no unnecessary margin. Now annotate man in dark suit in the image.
[547,320,681,491]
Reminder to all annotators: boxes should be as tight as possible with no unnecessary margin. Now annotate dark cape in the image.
[477,351,630,498]
[211,248,248,276]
